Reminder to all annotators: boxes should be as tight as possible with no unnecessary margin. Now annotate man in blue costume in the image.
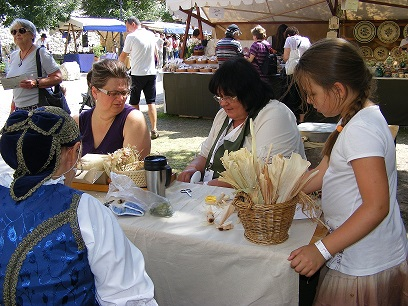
[0,106,157,305]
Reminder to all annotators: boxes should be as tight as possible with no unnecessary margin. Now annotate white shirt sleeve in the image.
[77,193,158,306]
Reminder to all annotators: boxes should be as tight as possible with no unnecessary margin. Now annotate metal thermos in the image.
[144,155,172,197]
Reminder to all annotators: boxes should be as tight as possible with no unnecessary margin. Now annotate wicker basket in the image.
[114,169,147,187]
[232,191,299,245]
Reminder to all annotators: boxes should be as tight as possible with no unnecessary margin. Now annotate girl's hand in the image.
[288,244,326,277]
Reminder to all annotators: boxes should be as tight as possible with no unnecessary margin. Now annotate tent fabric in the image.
[59,17,126,32]
[142,21,193,34]
[167,0,408,24]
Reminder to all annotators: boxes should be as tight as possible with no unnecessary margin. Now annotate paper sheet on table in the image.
[73,168,108,184]
[1,74,30,90]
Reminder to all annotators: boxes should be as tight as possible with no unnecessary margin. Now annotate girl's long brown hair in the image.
[293,38,376,158]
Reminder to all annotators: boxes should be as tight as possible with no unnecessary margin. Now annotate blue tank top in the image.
[79,104,135,156]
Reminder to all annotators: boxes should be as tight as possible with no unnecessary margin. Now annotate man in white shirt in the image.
[119,17,160,139]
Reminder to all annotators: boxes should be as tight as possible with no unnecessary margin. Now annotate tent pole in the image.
[196,5,204,40]
[181,7,192,59]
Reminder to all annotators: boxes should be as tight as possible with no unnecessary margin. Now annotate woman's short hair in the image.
[284,26,299,37]
[251,25,267,40]
[10,18,37,41]
[89,59,131,89]
[209,57,274,118]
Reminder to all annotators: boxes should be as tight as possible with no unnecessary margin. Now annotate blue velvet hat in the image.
[0,106,80,201]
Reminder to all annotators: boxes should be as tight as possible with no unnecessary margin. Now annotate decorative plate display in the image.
[391,46,403,60]
[377,21,400,44]
[373,46,389,61]
[353,21,376,43]
[360,46,373,58]
[404,24,408,38]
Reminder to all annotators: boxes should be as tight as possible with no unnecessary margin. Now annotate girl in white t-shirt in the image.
[288,38,408,305]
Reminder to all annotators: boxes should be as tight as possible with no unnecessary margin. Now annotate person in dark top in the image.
[268,24,288,55]
[73,59,151,158]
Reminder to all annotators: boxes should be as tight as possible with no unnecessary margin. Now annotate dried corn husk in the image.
[218,119,318,207]
[103,145,144,175]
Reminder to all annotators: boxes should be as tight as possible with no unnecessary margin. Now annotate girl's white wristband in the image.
[314,240,332,261]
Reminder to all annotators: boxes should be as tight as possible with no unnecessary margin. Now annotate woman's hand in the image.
[177,155,207,183]
[19,79,36,89]
[177,168,198,182]
[288,244,326,277]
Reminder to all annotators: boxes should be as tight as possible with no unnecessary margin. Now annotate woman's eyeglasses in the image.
[213,95,237,104]
[11,28,28,35]
[97,88,131,98]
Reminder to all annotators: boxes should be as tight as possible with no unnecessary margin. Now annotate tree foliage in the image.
[0,0,80,30]
[0,0,173,31]
[80,0,173,22]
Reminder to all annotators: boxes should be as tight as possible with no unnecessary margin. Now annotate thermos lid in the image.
[144,155,168,171]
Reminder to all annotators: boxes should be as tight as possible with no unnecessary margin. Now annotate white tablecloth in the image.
[0,154,317,305]
[92,181,317,306]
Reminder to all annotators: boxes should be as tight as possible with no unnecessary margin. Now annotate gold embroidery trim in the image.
[3,193,85,306]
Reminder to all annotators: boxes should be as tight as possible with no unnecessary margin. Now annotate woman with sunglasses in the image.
[73,59,151,158]
[177,57,305,187]
[6,19,63,112]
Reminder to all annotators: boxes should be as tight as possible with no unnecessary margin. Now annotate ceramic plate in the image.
[373,46,389,61]
[403,24,408,38]
[354,21,376,43]
[360,46,373,58]
[377,21,400,44]
[391,46,403,60]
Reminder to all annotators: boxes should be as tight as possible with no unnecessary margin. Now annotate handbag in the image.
[259,42,277,76]
[36,48,71,114]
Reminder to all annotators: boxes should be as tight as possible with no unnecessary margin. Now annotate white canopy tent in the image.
[59,17,127,54]
[167,0,408,24]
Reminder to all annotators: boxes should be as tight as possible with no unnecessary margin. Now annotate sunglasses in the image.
[97,87,130,98]
[11,28,28,35]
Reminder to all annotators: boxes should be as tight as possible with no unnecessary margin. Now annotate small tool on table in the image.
[180,188,192,197]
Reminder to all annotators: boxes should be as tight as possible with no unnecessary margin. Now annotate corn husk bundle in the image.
[218,119,319,206]
[103,145,144,175]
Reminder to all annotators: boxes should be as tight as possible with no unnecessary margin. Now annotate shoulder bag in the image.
[285,40,301,75]
[259,42,277,76]
[36,48,71,114]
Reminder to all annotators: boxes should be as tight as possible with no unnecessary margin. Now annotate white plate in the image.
[377,21,400,44]
[373,46,389,61]
[353,21,376,43]
[403,24,408,38]
[360,46,373,58]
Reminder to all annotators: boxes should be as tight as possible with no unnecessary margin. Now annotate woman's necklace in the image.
[19,44,34,67]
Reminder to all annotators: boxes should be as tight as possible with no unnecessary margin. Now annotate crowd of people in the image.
[1,17,408,306]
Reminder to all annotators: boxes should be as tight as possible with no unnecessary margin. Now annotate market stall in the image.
[164,0,408,123]
[58,17,126,72]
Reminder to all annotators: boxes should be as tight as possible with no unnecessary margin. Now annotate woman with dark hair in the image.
[288,38,408,305]
[272,24,288,55]
[177,57,305,187]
